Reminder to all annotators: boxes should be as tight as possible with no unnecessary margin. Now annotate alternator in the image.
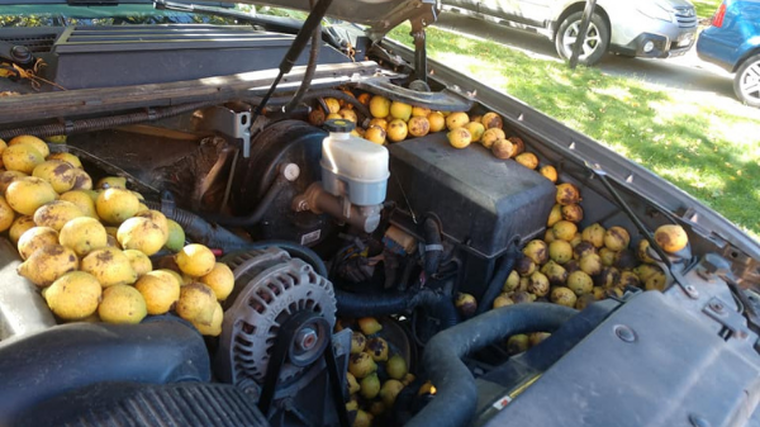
[216,247,336,394]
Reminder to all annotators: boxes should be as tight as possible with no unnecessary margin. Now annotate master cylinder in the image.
[292,119,389,233]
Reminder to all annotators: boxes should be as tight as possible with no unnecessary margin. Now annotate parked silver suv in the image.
[440,0,698,65]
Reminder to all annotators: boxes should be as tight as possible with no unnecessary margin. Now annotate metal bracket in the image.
[202,106,252,158]
[257,310,350,427]
[703,297,750,341]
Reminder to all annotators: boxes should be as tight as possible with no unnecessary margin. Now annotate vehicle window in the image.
[0,5,241,27]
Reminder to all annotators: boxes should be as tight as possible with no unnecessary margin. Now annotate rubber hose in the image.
[283,18,321,112]
[144,203,328,275]
[406,303,578,427]
[0,101,212,140]
[144,201,249,250]
[335,289,411,317]
[422,217,443,278]
[414,287,459,329]
[476,250,518,315]
[299,89,371,120]
[335,288,456,327]
[203,175,289,227]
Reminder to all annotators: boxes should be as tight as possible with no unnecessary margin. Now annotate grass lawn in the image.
[388,20,760,239]
[693,0,721,19]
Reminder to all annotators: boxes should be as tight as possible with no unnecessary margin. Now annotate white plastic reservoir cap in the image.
[322,131,390,183]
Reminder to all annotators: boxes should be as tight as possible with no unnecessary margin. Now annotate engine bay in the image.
[1,12,760,427]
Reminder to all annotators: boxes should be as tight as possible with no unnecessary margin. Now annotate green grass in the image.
[389,24,760,239]
[693,0,722,19]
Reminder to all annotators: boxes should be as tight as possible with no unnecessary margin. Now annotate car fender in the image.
[600,1,660,47]
[734,36,760,72]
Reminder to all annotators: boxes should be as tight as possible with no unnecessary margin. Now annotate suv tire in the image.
[734,54,760,108]
[554,11,609,66]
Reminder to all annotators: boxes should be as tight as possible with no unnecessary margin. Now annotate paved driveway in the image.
[433,12,739,103]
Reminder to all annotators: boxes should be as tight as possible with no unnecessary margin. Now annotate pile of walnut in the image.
[0,135,234,335]
[453,159,689,353]
[308,91,541,167]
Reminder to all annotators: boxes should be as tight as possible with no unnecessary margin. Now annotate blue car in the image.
[697,0,760,106]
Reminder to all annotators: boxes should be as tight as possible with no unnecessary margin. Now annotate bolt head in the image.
[282,163,301,182]
[614,324,637,343]
[709,301,725,313]
[296,328,318,351]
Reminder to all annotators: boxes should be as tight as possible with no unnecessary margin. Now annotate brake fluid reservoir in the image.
[321,119,389,206]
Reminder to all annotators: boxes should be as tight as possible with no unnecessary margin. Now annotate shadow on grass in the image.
[389,24,760,236]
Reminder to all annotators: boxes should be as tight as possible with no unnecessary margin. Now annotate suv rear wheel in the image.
[734,54,760,107]
[554,11,609,66]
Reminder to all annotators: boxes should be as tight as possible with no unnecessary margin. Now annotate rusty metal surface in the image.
[68,127,234,210]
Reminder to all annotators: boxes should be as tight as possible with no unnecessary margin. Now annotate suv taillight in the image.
[712,2,727,27]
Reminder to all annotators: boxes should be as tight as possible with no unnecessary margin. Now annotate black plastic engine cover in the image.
[0,317,210,426]
[387,133,556,259]
[15,382,269,427]
[478,291,760,427]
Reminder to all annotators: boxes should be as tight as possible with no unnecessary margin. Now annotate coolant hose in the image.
[422,217,443,278]
[476,249,518,315]
[415,287,459,330]
[336,289,411,317]
[335,288,458,329]
[407,303,578,427]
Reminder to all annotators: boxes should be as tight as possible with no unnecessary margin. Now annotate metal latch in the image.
[202,106,252,158]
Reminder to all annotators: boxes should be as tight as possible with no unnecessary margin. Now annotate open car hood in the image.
[242,0,436,39]
[0,0,437,40]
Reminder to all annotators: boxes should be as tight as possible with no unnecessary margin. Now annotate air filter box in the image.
[387,133,556,292]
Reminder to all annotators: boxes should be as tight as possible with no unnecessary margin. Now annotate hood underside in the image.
[247,0,437,39]
[0,0,437,40]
